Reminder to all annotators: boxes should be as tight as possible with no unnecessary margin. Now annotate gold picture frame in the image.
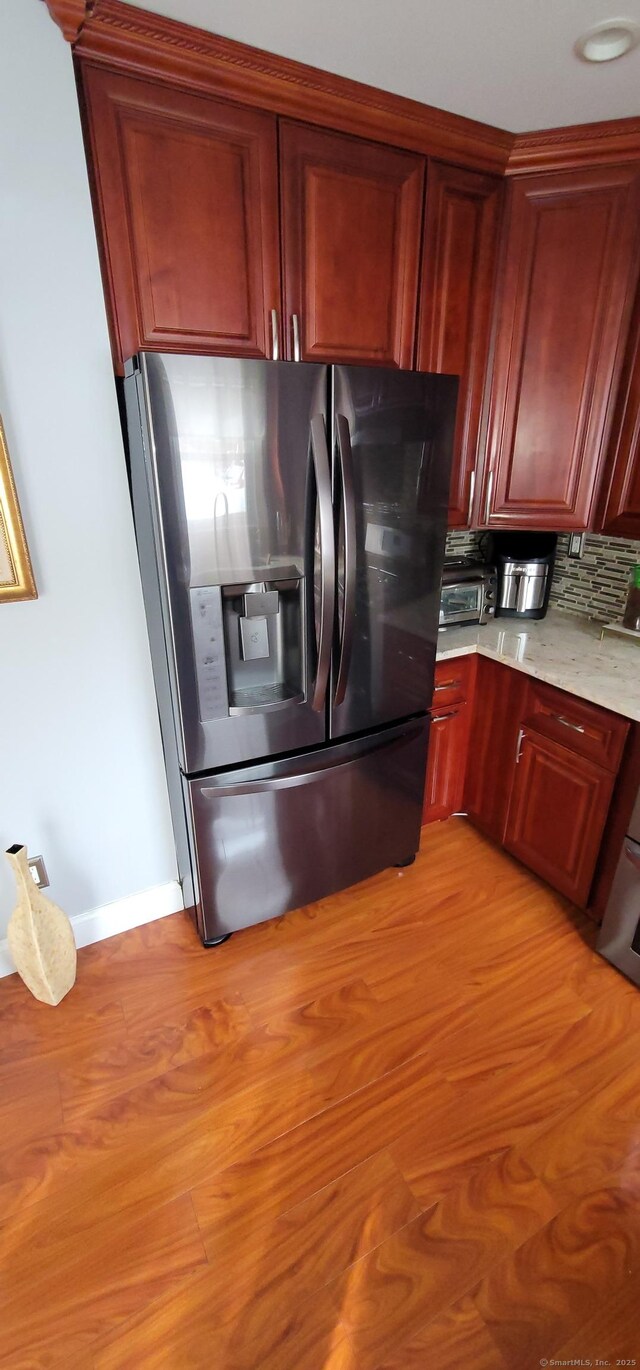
[0,416,37,603]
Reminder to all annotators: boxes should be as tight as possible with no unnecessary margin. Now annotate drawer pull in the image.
[467,468,476,524]
[553,714,586,734]
[432,710,459,722]
[292,313,301,362]
[434,679,462,691]
[484,468,494,523]
[270,308,279,361]
[515,727,525,763]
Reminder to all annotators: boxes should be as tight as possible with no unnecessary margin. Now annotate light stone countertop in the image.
[436,608,640,722]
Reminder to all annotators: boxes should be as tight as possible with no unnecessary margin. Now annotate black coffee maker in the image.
[486,532,557,621]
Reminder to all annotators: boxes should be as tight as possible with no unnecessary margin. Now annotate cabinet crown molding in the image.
[42,0,92,42]
[71,0,511,173]
[510,117,640,174]
[43,0,640,175]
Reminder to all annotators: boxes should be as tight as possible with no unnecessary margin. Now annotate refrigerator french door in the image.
[125,353,456,943]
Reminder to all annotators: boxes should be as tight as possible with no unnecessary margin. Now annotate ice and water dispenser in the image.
[219,574,305,714]
[190,573,305,720]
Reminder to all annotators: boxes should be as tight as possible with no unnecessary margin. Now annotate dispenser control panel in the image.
[190,586,229,721]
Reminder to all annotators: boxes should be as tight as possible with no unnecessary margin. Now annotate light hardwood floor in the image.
[1,818,640,1368]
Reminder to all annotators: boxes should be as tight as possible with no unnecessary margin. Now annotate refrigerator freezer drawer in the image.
[597,835,640,986]
[187,717,429,943]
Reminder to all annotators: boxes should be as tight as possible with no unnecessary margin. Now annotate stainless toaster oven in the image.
[440,559,497,627]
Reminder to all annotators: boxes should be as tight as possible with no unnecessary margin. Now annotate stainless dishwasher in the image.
[597,787,640,986]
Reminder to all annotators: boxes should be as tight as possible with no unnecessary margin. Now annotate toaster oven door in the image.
[440,581,483,626]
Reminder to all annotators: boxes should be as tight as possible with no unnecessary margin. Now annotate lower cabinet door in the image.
[422,704,469,824]
[503,728,614,905]
[464,655,525,841]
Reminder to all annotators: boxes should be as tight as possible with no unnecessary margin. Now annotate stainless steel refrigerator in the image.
[124,353,457,944]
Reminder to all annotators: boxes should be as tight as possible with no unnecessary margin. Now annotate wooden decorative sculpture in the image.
[5,845,76,1005]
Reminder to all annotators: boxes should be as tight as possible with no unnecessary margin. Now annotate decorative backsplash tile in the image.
[444,528,640,625]
[444,530,483,559]
[549,533,640,623]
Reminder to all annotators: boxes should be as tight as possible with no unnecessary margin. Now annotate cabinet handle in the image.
[515,726,525,763]
[553,714,586,734]
[292,313,301,362]
[467,469,476,524]
[484,469,494,524]
[270,308,279,361]
[432,710,459,722]
[434,680,462,692]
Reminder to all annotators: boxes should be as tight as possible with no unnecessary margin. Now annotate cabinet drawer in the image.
[431,655,473,710]
[522,681,629,773]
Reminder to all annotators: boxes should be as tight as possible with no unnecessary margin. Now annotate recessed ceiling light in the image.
[575,18,640,62]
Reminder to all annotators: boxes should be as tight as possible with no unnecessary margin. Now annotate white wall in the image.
[0,0,178,940]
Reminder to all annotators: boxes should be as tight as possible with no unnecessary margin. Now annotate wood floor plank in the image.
[0,1048,323,1228]
[200,1148,420,1284]
[328,1148,558,1366]
[0,996,124,1070]
[96,1151,415,1368]
[0,817,638,1367]
[58,1000,253,1120]
[92,1250,353,1370]
[551,1273,640,1366]
[373,1293,508,1370]
[0,1060,62,1154]
[191,1055,458,1267]
[0,1193,207,1369]
[474,1183,640,1369]
[389,1051,580,1211]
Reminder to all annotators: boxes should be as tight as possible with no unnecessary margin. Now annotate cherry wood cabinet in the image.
[422,657,474,824]
[422,704,469,823]
[599,280,640,538]
[417,162,502,526]
[463,655,524,843]
[503,728,615,905]
[463,657,629,906]
[279,121,424,367]
[80,67,282,371]
[482,164,640,530]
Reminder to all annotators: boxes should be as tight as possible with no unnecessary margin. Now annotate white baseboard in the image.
[0,879,184,979]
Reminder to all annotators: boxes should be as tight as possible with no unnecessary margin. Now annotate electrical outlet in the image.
[28,856,49,889]
[568,533,586,559]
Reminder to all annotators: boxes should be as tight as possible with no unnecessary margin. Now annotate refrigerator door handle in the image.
[202,766,351,797]
[334,412,357,708]
[309,413,335,712]
[199,719,425,797]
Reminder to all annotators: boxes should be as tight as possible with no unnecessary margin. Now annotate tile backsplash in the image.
[549,533,640,623]
[444,530,483,560]
[444,528,640,624]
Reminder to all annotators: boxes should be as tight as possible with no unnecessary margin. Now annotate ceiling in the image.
[125,0,640,132]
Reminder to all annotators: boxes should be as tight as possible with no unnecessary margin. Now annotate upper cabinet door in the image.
[417,162,502,527]
[482,165,640,530]
[279,122,424,367]
[80,68,282,371]
[599,282,640,539]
